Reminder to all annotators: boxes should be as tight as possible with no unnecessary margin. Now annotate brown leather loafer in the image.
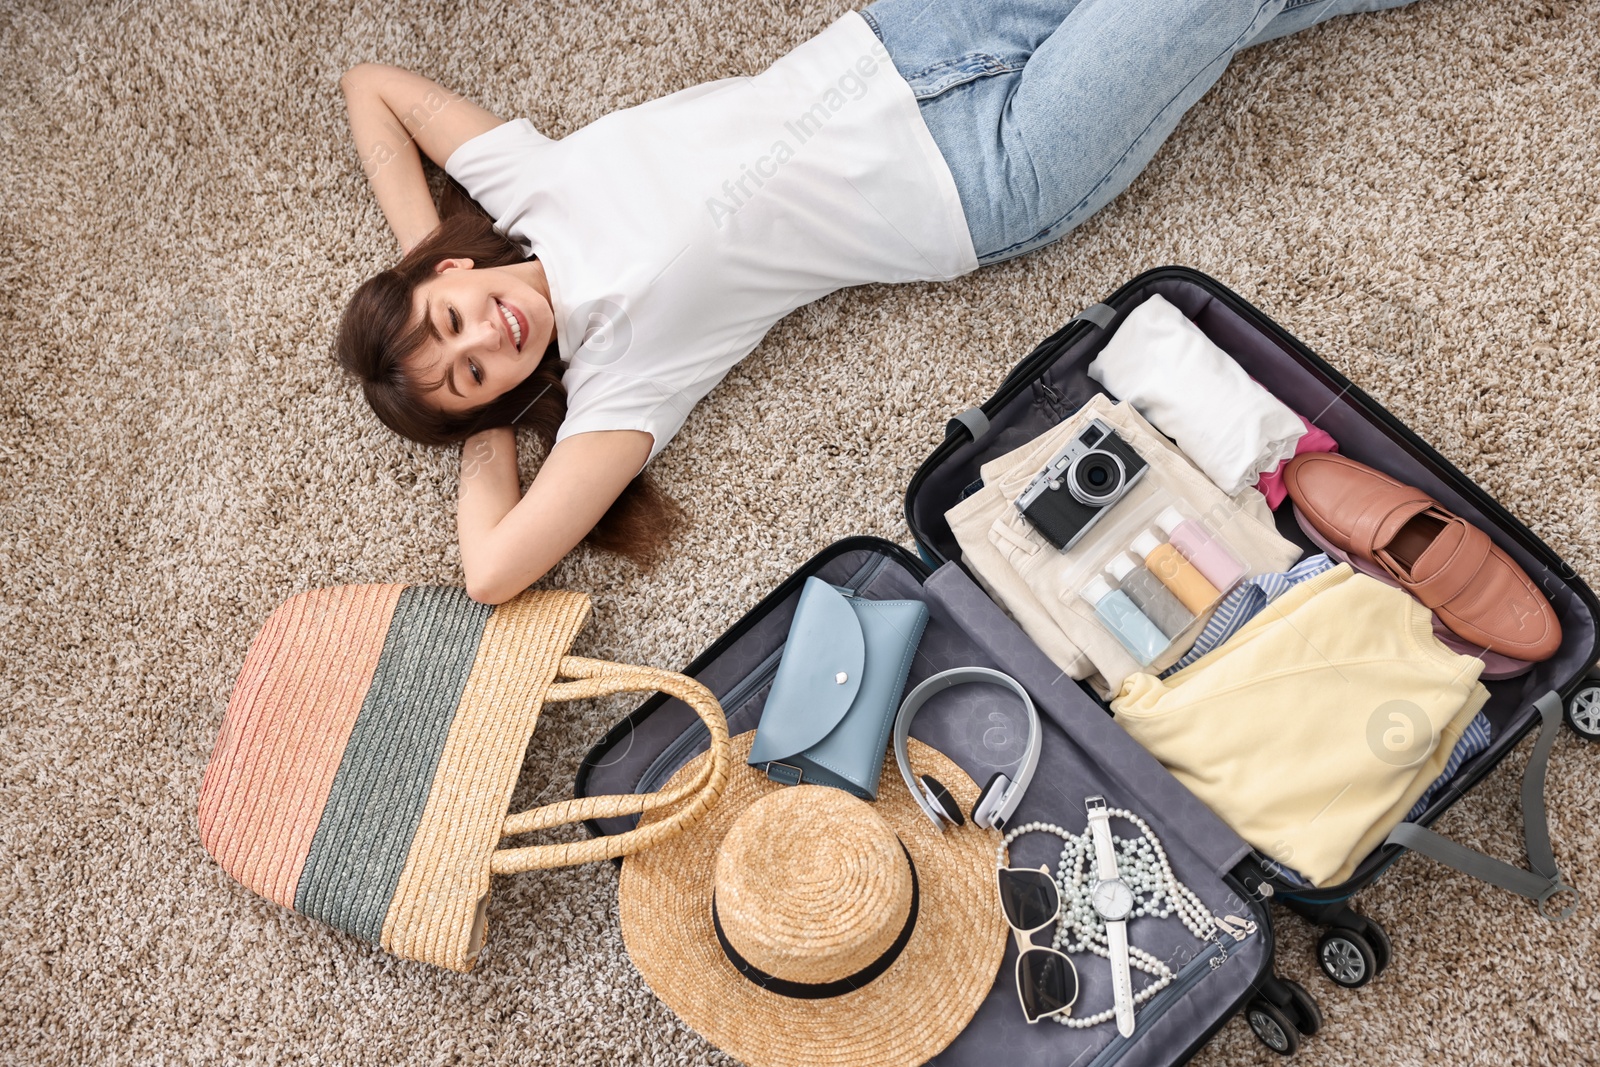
[1282,452,1562,662]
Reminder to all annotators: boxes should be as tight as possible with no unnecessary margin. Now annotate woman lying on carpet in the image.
[334,0,1414,604]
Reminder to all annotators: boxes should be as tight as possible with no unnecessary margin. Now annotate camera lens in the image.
[1067,450,1126,507]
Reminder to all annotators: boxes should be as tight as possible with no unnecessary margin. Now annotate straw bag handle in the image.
[489,655,731,873]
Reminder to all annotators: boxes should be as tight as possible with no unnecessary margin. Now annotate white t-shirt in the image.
[444,11,978,473]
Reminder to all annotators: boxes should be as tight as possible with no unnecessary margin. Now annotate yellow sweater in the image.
[1112,564,1489,886]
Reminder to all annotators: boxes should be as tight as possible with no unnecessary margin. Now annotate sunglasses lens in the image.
[1017,948,1078,1024]
[997,868,1059,931]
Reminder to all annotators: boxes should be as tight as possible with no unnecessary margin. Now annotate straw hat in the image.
[619,730,1006,1067]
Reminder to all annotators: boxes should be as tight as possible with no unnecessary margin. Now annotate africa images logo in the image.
[566,298,633,367]
[1365,699,1435,768]
[704,39,895,229]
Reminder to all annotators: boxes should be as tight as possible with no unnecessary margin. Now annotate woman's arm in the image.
[339,63,507,254]
[458,428,655,605]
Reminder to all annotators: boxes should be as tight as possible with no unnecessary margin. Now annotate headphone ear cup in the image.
[971,772,1013,829]
[919,774,966,828]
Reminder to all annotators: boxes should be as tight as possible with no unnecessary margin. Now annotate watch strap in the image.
[1106,918,1135,1037]
[1087,796,1118,880]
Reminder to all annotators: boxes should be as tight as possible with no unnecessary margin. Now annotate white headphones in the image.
[893,667,1042,833]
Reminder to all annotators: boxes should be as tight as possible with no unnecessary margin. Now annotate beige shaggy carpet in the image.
[2,0,1598,1063]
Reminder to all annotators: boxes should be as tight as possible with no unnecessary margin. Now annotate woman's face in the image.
[405,258,556,415]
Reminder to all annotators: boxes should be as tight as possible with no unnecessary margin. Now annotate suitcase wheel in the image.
[1363,917,1392,977]
[1565,684,1600,741]
[1279,978,1323,1036]
[1317,928,1378,989]
[1246,998,1302,1055]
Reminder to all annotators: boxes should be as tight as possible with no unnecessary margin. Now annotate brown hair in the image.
[333,178,685,570]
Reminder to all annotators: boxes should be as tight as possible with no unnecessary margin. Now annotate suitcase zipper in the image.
[1083,932,1237,1067]
[635,553,894,793]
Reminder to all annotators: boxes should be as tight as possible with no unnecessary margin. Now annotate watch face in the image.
[1092,879,1135,921]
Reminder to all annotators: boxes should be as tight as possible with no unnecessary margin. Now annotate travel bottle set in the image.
[1078,504,1247,666]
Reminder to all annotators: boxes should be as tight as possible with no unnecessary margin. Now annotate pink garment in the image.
[1291,503,1535,680]
[1257,415,1339,509]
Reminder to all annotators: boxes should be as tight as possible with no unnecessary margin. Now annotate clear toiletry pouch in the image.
[1073,494,1250,669]
[990,484,1246,675]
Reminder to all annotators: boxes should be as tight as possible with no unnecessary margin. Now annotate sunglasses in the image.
[995,865,1080,1024]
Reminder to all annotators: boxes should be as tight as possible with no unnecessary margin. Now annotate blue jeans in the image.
[857,0,1419,265]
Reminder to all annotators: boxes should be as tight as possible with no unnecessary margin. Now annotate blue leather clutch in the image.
[747,576,929,799]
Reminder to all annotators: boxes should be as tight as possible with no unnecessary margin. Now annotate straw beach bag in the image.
[197,583,730,972]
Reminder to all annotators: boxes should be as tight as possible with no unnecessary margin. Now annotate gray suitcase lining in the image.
[583,545,1271,1067]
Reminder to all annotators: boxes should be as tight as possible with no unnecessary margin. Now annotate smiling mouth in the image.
[496,299,524,351]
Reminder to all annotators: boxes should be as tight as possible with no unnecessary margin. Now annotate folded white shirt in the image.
[1088,294,1305,496]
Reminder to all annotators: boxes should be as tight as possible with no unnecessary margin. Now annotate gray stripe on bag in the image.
[294,586,493,941]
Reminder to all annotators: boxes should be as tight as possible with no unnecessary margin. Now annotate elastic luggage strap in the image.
[946,407,990,442]
[1070,302,1116,329]
[1384,690,1577,921]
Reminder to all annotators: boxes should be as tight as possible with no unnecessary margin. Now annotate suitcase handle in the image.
[1385,690,1577,921]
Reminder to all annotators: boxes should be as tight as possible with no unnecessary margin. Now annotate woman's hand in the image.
[458,428,655,604]
[339,63,507,254]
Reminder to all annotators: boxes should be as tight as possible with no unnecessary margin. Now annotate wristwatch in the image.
[1087,796,1137,1037]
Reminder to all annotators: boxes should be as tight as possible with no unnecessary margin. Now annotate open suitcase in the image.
[576,266,1600,1062]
